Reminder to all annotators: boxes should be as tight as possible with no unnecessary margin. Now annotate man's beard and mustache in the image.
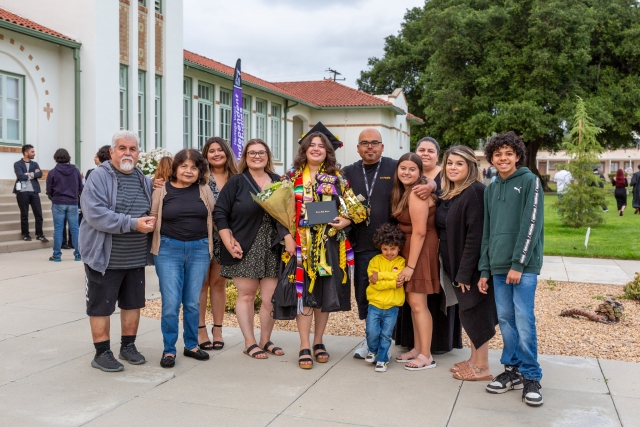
[119,156,135,172]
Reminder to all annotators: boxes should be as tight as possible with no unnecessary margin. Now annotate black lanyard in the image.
[361,159,382,205]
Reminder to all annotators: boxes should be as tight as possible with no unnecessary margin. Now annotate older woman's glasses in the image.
[247,150,268,158]
[358,141,381,147]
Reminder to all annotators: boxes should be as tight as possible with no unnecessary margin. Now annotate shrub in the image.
[624,273,640,301]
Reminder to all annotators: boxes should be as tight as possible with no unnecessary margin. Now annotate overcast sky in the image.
[183,0,425,88]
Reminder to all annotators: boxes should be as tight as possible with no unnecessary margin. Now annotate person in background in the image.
[364,223,406,373]
[213,139,293,360]
[78,145,111,226]
[198,137,238,351]
[46,148,83,262]
[151,149,215,368]
[152,156,174,190]
[479,132,544,407]
[436,146,497,381]
[553,166,572,201]
[482,168,487,183]
[630,165,640,214]
[80,130,155,373]
[613,169,628,217]
[590,167,608,213]
[13,144,48,243]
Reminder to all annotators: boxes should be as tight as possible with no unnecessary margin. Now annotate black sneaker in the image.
[119,343,146,365]
[160,354,176,368]
[91,350,124,372]
[184,347,209,360]
[486,365,524,394]
[522,379,543,406]
[37,235,49,243]
[23,235,32,241]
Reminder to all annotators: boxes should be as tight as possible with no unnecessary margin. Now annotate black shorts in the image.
[85,265,146,316]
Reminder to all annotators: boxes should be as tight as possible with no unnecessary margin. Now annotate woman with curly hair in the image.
[613,169,628,216]
[287,124,355,369]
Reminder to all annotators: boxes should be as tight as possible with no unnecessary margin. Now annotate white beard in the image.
[119,157,135,172]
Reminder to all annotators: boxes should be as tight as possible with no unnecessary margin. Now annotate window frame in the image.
[137,71,146,151]
[197,82,214,150]
[154,0,162,14]
[219,87,232,142]
[242,95,251,140]
[119,65,128,131]
[270,102,281,161]
[183,77,192,149]
[0,70,25,145]
[154,75,162,148]
[255,98,267,142]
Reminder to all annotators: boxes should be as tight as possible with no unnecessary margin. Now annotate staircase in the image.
[0,179,54,253]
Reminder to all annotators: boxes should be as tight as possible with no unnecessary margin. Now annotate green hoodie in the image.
[479,167,544,278]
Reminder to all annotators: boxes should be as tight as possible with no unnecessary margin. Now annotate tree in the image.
[555,97,608,227]
[358,0,640,188]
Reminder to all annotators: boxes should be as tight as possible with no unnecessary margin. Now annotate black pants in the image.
[62,219,73,247]
[16,192,43,237]
[354,250,380,320]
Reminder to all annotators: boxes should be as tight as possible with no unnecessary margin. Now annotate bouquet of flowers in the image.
[341,187,368,224]
[252,180,296,235]
[137,148,173,178]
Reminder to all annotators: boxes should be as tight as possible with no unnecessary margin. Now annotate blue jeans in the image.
[154,236,210,355]
[493,273,542,381]
[52,204,79,257]
[365,305,398,363]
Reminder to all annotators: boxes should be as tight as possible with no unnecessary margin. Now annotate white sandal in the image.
[404,354,436,371]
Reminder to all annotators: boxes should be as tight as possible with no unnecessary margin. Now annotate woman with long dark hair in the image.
[613,169,628,216]
[288,127,354,369]
[213,139,295,359]
[436,145,498,381]
[392,153,440,371]
[197,137,239,351]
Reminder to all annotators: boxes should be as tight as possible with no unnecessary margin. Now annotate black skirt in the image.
[614,187,628,210]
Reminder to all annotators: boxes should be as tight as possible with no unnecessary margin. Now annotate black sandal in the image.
[262,341,284,356]
[198,325,214,350]
[299,349,313,369]
[244,343,267,359]
[313,343,330,363]
[211,324,224,350]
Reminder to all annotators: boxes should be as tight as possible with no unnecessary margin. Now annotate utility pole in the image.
[325,68,346,82]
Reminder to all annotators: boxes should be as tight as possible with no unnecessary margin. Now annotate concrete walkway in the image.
[541,256,640,285]
[0,249,639,427]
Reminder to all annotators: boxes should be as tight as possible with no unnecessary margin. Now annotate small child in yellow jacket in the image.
[365,223,406,372]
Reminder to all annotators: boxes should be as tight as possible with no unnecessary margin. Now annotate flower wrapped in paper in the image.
[251,180,296,236]
[341,187,368,224]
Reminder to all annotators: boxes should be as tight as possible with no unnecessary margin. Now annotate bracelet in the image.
[406,266,415,270]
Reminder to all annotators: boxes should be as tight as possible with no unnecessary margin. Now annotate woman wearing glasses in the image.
[213,139,296,359]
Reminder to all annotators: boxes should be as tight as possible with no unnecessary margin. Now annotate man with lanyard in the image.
[342,128,436,358]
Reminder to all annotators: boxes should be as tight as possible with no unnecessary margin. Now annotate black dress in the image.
[393,174,463,353]
[613,179,628,210]
[631,173,640,209]
[436,186,498,349]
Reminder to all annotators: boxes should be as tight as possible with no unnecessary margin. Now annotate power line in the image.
[325,68,346,82]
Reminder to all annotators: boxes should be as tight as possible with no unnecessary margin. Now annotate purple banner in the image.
[231,59,244,160]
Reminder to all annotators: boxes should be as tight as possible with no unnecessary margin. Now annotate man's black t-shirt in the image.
[342,157,397,252]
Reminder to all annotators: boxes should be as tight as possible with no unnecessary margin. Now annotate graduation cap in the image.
[299,122,343,150]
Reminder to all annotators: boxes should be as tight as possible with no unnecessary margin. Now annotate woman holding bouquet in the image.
[213,139,296,359]
[288,123,354,370]
[197,137,238,351]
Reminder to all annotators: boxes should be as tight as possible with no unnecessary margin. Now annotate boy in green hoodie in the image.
[478,132,544,407]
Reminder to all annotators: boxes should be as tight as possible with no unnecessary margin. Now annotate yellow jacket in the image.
[366,254,405,310]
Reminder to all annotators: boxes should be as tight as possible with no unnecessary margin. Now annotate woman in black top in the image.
[213,139,295,359]
[613,169,628,216]
[150,149,216,368]
[436,146,498,381]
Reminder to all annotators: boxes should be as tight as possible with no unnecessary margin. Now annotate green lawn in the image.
[543,192,640,259]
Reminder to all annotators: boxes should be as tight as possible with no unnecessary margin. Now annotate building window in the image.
[611,162,619,172]
[219,88,231,141]
[119,65,128,131]
[197,82,214,150]
[270,103,281,161]
[242,95,251,140]
[138,0,146,6]
[138,71,146,150]
[548,161,565,171]
[256,98,267,141]
[155,75,162,147]
[0,71,24,144]
[154,0,161,13]
[183,77,191,148]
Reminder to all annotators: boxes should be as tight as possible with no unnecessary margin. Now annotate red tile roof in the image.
[407,112,425,124]
[0,8,75,41]
[273,80,397,109]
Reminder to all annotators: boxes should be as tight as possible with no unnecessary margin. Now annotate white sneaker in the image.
[375,361,388,372]
[365,352,376,363]
[353,341,368,359]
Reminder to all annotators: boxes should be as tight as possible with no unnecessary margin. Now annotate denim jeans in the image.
[52,204,79,257]
[354,250,380,320]
[493,273,542,381]
[154,236,210,355]
[365,305,398,363]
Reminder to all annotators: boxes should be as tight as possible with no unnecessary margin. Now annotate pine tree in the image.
[555,97,607,228]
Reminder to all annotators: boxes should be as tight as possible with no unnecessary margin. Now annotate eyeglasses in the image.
[247,150,268,158]
[358,141,381,147]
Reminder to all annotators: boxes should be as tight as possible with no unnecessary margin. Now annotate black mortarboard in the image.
[299,121,343,150]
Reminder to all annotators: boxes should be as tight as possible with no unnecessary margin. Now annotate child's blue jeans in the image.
[365,305,398,363]
[493,273,542,381]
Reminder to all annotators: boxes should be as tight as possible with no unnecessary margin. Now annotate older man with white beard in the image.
[79,130,156,372]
